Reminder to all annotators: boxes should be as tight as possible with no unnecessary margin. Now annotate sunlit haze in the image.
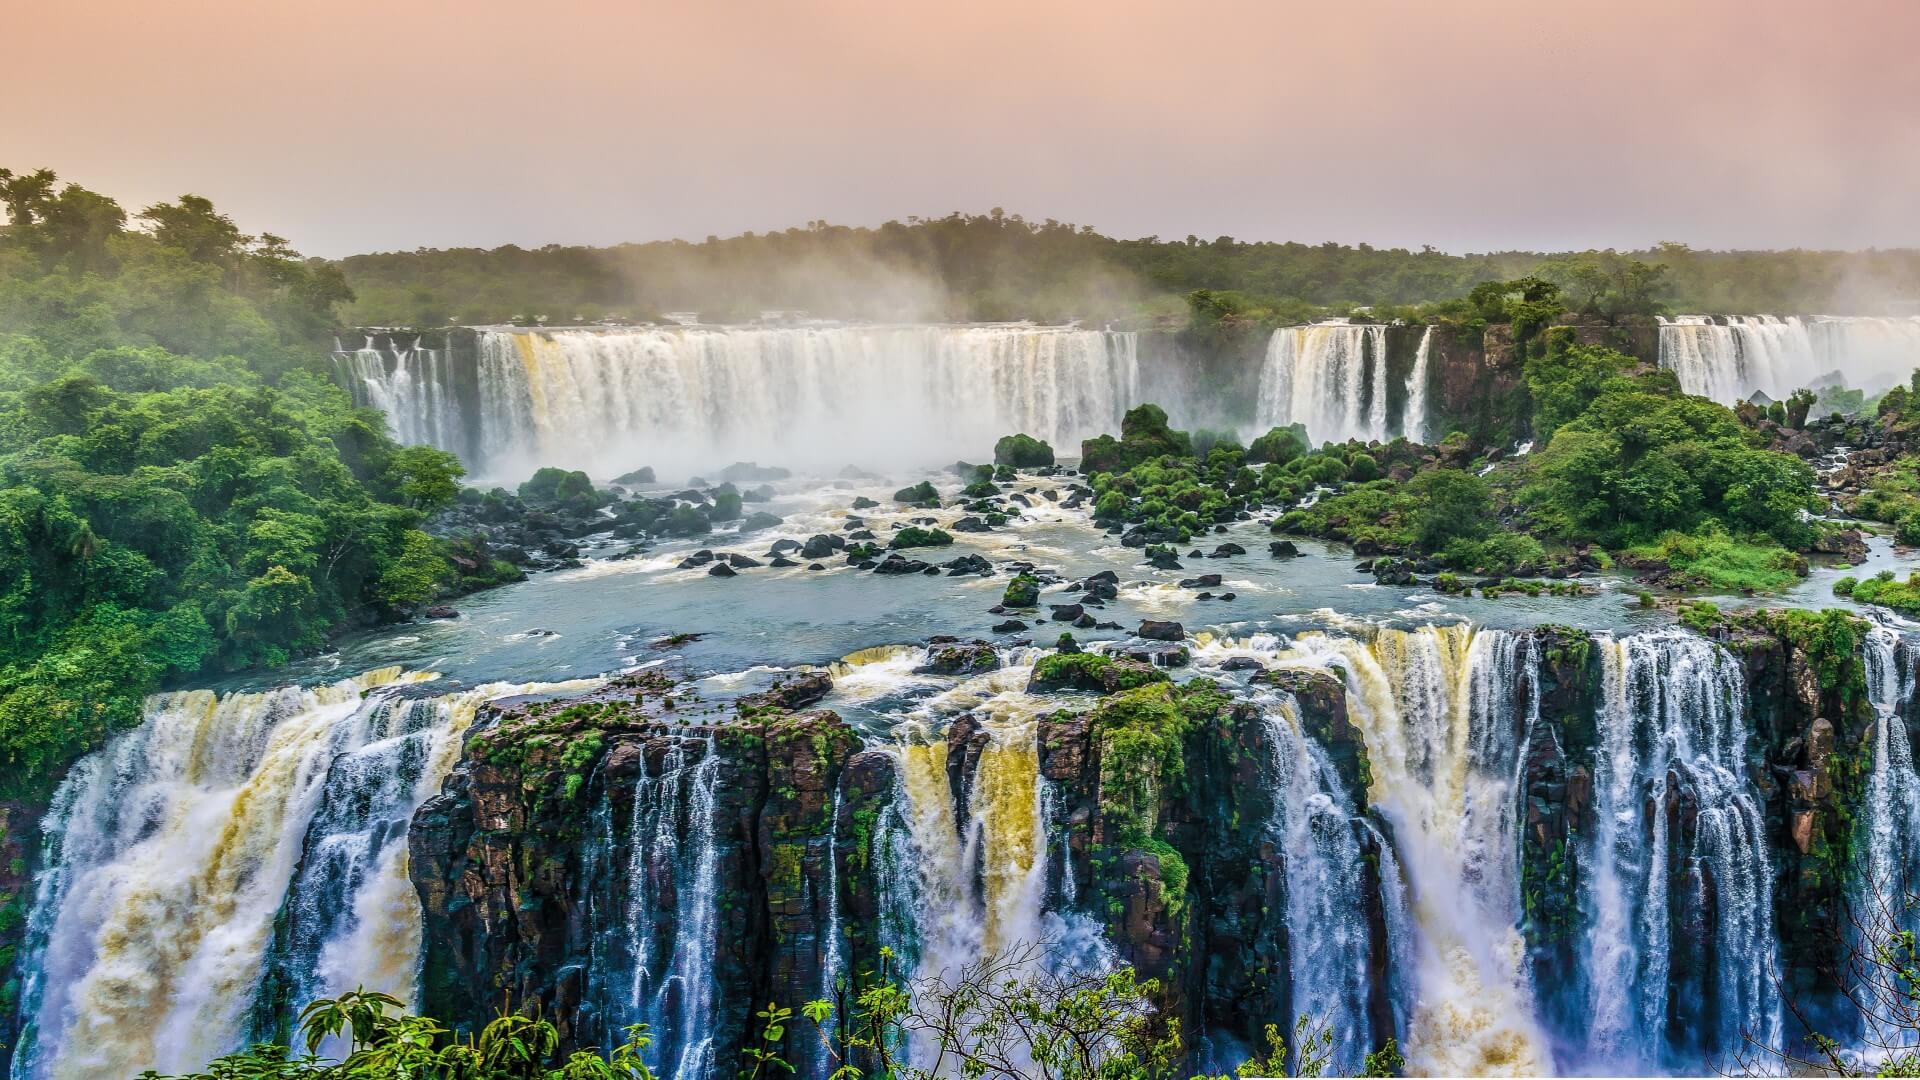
[11,0,1920,255]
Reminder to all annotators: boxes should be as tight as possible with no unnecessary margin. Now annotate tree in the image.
[1407,469,1491,550]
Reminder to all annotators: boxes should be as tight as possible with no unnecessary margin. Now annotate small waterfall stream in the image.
[1657,315,1920,403]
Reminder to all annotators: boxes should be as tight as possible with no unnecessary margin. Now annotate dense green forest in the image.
[0,168,465,797]
[337,210,1920,327]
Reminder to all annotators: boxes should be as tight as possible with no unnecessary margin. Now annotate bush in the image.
[994,432,1055,467]
[1246,424,1308,466]
[889,527,953,549]
[893,480,939,505]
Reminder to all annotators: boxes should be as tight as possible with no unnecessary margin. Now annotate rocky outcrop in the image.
[409,671,893,1067]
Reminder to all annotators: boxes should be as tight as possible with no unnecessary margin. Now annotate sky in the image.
[9,0,1920,258]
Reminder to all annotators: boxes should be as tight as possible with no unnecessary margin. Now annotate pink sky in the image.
[8,0,1919,256]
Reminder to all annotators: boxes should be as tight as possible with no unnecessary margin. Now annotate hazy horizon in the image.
[11,0,1920,259]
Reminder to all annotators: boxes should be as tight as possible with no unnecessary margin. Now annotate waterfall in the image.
[7,670,590,1080]
[1584,630,1781,1070]
[1285,624,1548,1076]
[1257,691,1376,1073]
[1403,325,1433,444]
[1658,315,1920,404]
[1855,625,1920,1054]
[1256,322,1391,446]
[619,737,723,1080]
[336,325,1141,480]
[334,335,468,452]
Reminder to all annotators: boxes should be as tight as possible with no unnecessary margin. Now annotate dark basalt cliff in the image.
[408,616,1879,1071]
[409,671,895,1068]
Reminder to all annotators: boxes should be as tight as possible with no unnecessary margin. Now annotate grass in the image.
[1625,529,1806,592]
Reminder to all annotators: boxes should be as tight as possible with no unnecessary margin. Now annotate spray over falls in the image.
[1658,315,1920,403]
[336,326,1144,479]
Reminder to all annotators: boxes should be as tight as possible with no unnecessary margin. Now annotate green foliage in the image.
[888,527,953,550]
[1519,342,1818,550]
[1846,571,1920,616]
[1624,529,1807,592]
[1001,572,1040,607]
[892,480,939,505]
[1246,424,1308,466]
[517,467,603,512]
[1029,652,1170,693]
[138,989,658,1079]
[992,432,1054,468]
[0,169,479,800]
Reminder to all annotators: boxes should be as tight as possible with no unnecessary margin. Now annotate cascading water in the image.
[1855,625,1920,1052]
[1403,326,1433,445]
[1285,624,1548,1076]
[617,737,723,1080]
[1257,321,1426,446]
[337,325,1141,480]
[1255,690,1377,1073]
[334,335,468,452]
[7,670,591,1080]
[1658,315,1920,404]
[1584,630,1781,1070]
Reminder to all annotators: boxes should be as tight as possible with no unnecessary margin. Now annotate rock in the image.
[1220,592,1236,601]
[737,671,834,712]
[737,511,783,532]
[992,619,1029,633]
[873,554,929,575]
[726,553,761,568]
[1050,603,1085,622]
[1178,574,1222,588]
[708,562,737,577]
[915,640,1002,676]
[1137,620,1184,642]
[1207,543,1247,558]
[942,553,993,576]
[951,515,992,533]
[767,539,801,555]
[424,605,459,619]
[770,557,799,567]
[1146,551,1182,570]
[1120,642,1189,667]
[847,529,876,541]
[679,549,716,568]
[1072,613,1097,629]
[851,496,879,510]
[807,563,825,571]
[1269,540,1301,558]
[800,534,843,559]
[1220,656,1263,672]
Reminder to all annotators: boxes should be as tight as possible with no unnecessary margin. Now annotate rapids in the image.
[11,464,1920,1079]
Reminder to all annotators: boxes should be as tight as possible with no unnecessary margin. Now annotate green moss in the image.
[1137,837,1188,923]
[888,526,953,549]
[1030,652,1168,693]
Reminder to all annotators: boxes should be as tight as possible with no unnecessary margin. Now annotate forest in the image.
[335,209,1920,327]
[0,167,464,798]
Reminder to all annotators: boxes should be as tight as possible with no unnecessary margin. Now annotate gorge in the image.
[4,452,1912,1078]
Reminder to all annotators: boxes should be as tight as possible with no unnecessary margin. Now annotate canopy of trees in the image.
[0,167,463,797]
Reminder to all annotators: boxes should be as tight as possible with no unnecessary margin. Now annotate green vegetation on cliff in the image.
[0,168,473,797]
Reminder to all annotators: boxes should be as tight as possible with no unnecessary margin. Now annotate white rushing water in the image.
[1658,315,1920,404]
[1585,629,1781,1071]
[9,669,594,1080]
[338,325,1141,481]
[1256,321,1425,445]
[621,737,723,1079]
[1286,625,1548,1076]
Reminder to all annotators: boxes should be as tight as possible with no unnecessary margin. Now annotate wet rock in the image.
[767,539,801,556]
[942,553,993,576]
[1050,603,1085,622]
[807,562,825,571]
[951,515,992,533]
[1220,656,1263,672]
[1207,543,1247,558]
[1146,551,1182,570]
[708,562,737,577]
[424,605,460,619]
[770,556,799,568]
[992,619,1029,633]
[726,553,761,568]
[737,671,835,712]
[851,496,879,510]
[1178,574,1222,588]
[847,529,877,541]
[873,554,930,575]
[1137,620,1184,641]
[679,549,717,568]
[799,534,843,559]
[915,640,1002,676]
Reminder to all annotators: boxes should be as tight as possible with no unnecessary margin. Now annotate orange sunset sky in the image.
[8,0,1920,256]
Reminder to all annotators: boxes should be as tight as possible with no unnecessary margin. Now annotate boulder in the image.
[1137,620,1184,642]
[707,562,737,578]
[914,640,1002,676]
